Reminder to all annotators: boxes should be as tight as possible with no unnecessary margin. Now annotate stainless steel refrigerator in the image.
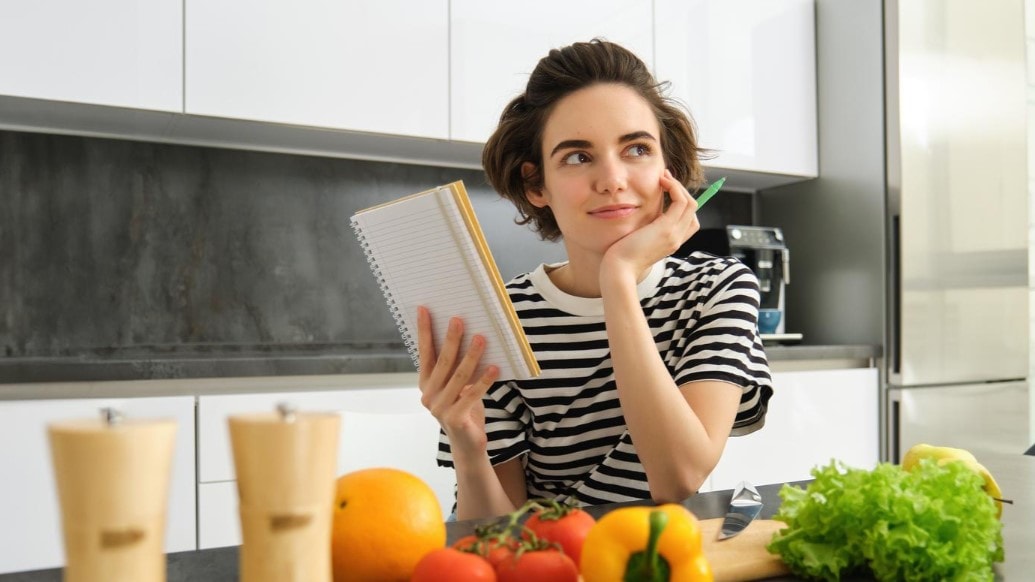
[884,0,1031,461]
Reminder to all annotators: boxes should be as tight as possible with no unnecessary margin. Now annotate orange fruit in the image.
[331,467,446,581]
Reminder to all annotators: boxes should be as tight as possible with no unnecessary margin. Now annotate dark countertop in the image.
[0,343,881,397]
[764,343,879,362]
[3,451,1029,581]
[0,344,418,385]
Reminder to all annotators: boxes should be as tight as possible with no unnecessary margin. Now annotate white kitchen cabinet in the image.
[185,0,449,140]
[449,0,654,144]
[0,0,181,112]
[0,0,818,184]
[655,0,818,178]
[703,368,879,492]
[0,396,196,575]
[196,379,453,549]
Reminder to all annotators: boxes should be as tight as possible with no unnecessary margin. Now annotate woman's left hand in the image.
[602,169,700,277]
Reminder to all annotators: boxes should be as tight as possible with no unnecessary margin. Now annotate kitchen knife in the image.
[718,480,763,540]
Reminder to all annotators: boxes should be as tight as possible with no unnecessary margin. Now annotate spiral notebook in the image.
[351,181,540,381]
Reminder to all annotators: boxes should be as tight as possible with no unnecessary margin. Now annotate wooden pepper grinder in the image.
[48,408,177,582]
[229,403,340,582]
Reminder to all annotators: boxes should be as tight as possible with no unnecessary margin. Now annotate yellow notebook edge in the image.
[448,181,541,377]
[353,184,446,216]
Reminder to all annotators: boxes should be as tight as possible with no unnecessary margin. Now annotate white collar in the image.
[528,260,665,316]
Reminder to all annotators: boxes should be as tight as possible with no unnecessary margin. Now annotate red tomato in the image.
[495,549,579,582]
[453,534,518,568]
[411,547,497,582]
[524,507,596,566]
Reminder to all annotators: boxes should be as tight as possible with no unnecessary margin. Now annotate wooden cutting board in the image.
[699,518,791,582]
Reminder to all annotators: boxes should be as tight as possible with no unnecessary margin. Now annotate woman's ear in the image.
[522,162,548,208]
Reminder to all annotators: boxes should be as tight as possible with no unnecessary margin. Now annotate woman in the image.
[418,39,772,521]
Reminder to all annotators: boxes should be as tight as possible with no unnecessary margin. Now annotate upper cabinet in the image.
[184,0,449,140]
[655,0,818,178]
[0,0,181,112]
[449,0,654,144]
[0,0,816,183]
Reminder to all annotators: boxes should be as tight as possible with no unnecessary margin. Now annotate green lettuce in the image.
[766,459,1003,581]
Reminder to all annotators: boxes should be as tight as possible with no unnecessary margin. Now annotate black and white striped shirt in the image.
[438,252,773,506]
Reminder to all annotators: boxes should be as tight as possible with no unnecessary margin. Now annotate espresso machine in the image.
[676,225,800,343]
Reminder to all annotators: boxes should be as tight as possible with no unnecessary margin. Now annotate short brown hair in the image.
[482,39,706,241]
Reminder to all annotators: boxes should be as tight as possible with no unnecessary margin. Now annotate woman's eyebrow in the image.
[549,131,656,158]
[549,139,592,158]
[619,130,657,143]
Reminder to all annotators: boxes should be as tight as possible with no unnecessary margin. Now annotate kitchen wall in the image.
[0,129,753,384]
[754,0,886,453]
[757,0,886,348]
[0,129,561,381]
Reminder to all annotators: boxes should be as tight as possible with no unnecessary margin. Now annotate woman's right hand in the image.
[416,306,500,457]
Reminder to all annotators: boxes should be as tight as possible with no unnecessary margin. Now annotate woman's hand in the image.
[416,306,500,457]
[601,169,700,279]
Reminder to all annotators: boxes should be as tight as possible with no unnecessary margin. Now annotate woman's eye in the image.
[562,152,590,165]
[626,144,651,157]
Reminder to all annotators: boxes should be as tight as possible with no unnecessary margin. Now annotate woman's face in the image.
[525,83,667,259]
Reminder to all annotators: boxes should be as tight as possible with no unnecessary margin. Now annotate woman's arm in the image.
[597,170,747,501]
[452,451,525,520]
[599,272,742,501]
[416,306,527,519]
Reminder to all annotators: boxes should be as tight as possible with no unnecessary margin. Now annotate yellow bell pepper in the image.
[580,503,713,582]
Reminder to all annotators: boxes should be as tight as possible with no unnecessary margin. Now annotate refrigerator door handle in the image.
[889,396,901,464]
[888,215,901,378]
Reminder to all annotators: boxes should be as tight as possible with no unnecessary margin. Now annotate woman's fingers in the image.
[657,170,700,246]
[418,311,497,422]
[416,306,437,383]
[424,315,463,392]
[661,169,697,217]
[441,364,500,430]
[462,365,500,405]
[418,309,465,410]
[430,333,489,417]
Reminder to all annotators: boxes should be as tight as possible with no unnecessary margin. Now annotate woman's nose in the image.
[594,156,627,194]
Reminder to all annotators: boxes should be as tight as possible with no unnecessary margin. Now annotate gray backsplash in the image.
[0,130,748,383]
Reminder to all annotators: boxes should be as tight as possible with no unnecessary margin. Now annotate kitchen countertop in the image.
[2,450,1028,581]
[0,343,880,398]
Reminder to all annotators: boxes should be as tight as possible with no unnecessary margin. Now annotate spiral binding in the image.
[350,220,420,369]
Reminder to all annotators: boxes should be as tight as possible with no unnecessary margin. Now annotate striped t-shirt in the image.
[437,252,773,506]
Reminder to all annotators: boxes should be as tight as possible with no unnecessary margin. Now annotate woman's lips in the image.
[589,205,637,219]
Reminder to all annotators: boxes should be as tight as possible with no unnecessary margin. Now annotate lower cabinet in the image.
[196,380,452,549]
[703,368,880,492]
[0,396,196,575]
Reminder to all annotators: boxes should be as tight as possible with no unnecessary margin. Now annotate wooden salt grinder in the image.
[229,403,341,582]
[48,408,177,582]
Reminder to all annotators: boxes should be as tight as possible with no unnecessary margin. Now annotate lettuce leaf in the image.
[766,459,1003,581]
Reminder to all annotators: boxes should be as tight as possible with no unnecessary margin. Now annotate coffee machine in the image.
[676,225,800,342]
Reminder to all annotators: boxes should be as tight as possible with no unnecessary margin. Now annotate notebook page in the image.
[352,185,534,381]
[449,187,539,376]
[434,187,537,379]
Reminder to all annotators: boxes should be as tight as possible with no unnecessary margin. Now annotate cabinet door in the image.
[0,0,181,112]
[197,380,452,549]
[705,368,879,492]
[655,0,817,177]
[0,396,196,575]
[450,0,653,144]
[185,0,449,140]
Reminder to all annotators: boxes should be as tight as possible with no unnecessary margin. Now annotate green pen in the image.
[695,177,727,208]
